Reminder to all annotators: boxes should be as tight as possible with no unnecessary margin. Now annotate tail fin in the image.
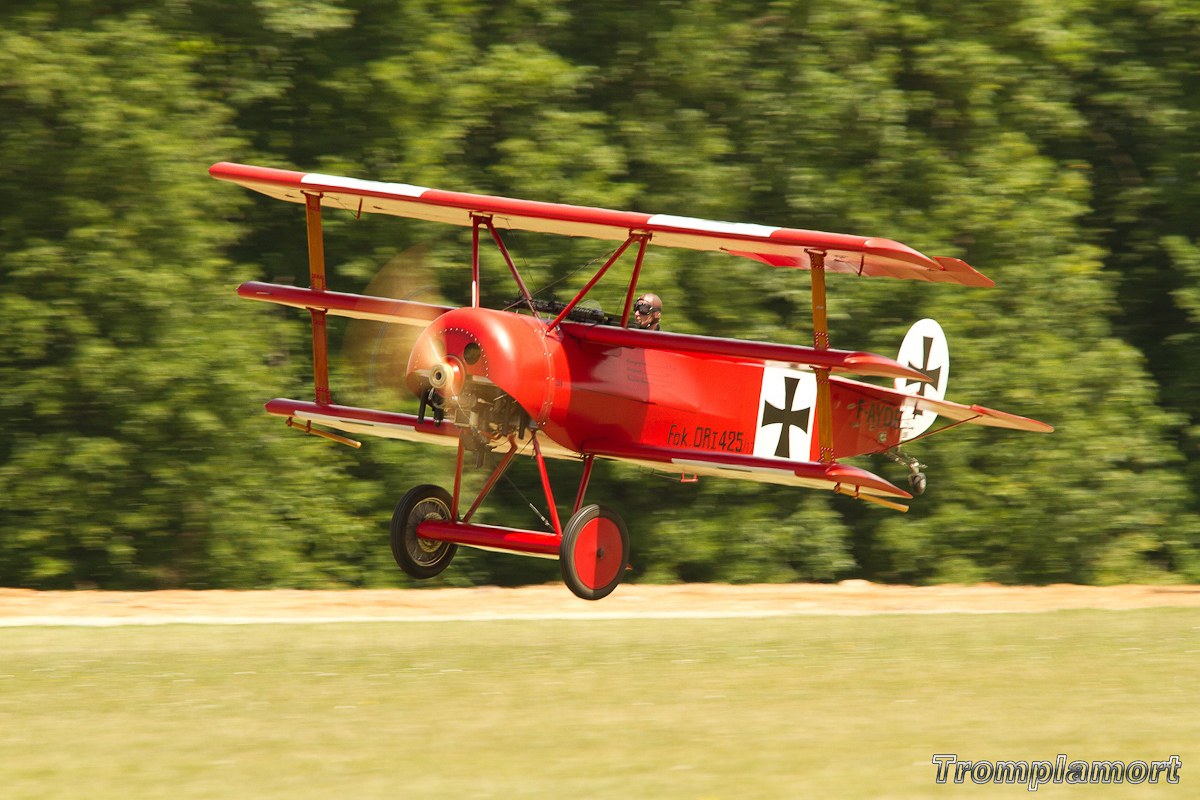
[894,319,949,440]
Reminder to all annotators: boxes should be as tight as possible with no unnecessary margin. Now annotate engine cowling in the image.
[406,307,555,425]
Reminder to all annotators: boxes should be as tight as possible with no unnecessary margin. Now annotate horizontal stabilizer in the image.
[569,324,932,383]
[582,440,911,498]
[238,282,451,326]
[833,377,1054,433]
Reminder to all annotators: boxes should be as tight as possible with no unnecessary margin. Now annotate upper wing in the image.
[582,439,911,499]
[832,376,1054,433]
[210,162,992,287]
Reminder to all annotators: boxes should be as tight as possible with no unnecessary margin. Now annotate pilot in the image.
[630,293,662,331]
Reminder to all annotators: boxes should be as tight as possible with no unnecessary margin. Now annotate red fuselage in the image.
[406,307,905,463]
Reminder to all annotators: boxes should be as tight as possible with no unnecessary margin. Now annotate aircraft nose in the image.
[428,362,450,388]
[405,326,446,396]
[427,358,464,396]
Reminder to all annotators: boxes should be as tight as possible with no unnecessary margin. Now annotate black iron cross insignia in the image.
[904,336,942,395]
[761,376,811,459]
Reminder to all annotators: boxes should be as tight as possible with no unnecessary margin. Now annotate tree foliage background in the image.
[2,0,1199,588]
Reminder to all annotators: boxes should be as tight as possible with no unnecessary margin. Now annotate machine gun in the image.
[515,296,616,326]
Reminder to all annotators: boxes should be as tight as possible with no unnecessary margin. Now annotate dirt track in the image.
[2,582,1200,625]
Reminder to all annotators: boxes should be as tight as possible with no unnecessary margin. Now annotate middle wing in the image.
[237,282,932,384]
[238,281,453,327]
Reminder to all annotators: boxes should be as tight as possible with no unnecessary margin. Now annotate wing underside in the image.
[264,399,461,447]
[581,440,912,499]
[264,398,583,459]
[238,281,452,326]
[266,399,911,499]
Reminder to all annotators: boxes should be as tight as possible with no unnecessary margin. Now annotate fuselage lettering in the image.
[667,424,689,447]
[852,399,902,431]
[686,426,745,453]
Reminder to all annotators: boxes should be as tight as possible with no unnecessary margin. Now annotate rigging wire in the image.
[472,438,554,532]
[499,438,556,531]
[502,471,555,532]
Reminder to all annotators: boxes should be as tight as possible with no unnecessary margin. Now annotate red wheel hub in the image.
[572,516,622,589]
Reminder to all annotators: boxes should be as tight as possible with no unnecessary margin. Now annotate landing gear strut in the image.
[886,448,928,496]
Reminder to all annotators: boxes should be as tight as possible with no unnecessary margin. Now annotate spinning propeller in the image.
[341,245,447,406]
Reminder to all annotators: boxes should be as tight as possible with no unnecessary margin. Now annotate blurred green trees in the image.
[1,0,1197,588]
[0,14,382,588]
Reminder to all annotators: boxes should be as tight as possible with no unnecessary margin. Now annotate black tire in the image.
[909,472,928,496]
[560,504,629,601]
[390,484,457,579]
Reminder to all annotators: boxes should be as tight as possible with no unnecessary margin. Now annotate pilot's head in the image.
[631,293,662,331]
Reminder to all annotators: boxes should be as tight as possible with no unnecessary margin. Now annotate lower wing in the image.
[263,398,579,459]
[581,439,911,499]
[264,398,460,447]
[267,400,912,509]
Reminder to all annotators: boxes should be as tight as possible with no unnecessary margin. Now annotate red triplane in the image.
[211,162,1051,600]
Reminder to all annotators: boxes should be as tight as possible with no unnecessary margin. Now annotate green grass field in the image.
[2,610,1197,798]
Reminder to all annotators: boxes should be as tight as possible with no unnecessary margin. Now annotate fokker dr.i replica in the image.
[211,162,1051,600]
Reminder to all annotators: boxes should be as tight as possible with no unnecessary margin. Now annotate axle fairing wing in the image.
[210,162,991,287]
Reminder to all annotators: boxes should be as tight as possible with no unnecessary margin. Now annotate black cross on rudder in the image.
[903,336,942,396]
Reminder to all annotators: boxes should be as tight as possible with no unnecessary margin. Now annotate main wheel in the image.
[390,484,458,579]
[560,504,629,601]
[909,471,928,496]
